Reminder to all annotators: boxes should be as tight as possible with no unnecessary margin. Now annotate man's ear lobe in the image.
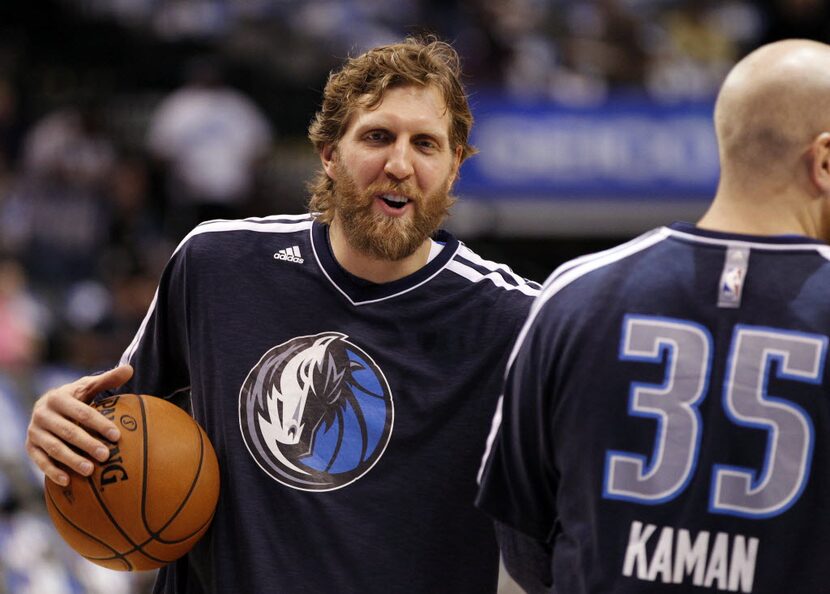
[321,144,337,179]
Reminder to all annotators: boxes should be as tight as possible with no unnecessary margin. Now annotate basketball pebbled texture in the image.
[44,393,220,571]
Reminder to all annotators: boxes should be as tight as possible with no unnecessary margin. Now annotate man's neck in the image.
[328,219,432,284]
[697,185,825,240]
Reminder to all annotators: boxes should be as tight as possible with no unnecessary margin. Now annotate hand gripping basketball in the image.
[44,394,220,571]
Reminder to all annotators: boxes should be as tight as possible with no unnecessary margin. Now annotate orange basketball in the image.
[44,393,220,571]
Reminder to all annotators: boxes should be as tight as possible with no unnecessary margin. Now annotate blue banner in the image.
[457,97,719,200]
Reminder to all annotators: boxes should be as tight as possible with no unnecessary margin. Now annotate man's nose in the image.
[384,139,414,181]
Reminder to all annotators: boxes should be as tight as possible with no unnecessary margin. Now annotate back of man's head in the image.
[715,39,830,185]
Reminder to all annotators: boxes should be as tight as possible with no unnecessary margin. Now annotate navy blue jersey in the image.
[115,214,539,593]
[477,223,830,593]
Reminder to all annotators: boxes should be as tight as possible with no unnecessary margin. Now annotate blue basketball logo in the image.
[239,332,394,491]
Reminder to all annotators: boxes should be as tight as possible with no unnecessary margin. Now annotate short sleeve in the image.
[117,242,191,400]
[476,306,559,542]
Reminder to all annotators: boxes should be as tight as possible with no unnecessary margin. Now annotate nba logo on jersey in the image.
[718,246,749,309]
[238,332,394,491]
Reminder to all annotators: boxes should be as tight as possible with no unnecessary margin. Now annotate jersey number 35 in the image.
[602,314,827,519]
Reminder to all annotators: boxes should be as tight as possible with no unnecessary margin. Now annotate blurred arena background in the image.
[0,0,825,592]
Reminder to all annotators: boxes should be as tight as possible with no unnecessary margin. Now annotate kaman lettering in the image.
[622,521,758,593]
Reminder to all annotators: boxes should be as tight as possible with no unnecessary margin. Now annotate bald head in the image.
[715,39,830,179]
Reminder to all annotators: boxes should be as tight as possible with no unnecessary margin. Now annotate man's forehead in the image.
[348,85,452,135]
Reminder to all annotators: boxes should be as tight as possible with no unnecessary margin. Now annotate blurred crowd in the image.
[0,0,827,592]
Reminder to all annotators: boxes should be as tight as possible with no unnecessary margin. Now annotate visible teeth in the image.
[381,194,409,204]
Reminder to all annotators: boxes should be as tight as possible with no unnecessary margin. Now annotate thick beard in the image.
[331,161,455,261]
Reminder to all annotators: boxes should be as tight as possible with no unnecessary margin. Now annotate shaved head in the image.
[715,40,830,179]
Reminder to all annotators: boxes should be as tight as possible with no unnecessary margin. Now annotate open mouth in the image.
[379,194,410,210]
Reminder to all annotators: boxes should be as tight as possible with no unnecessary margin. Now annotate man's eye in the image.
[365,131,388,142]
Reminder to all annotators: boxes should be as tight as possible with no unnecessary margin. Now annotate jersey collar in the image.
[669,222,827,246]
[310,220,460,305]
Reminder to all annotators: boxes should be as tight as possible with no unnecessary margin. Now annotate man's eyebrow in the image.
[353,118,449,140]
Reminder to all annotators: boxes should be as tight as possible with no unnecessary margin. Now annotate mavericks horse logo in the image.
[239,332,394,491]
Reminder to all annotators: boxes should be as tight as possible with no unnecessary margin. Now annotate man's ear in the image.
[809,132,830,194]
[448,145,463,186]
[321,144,337,179]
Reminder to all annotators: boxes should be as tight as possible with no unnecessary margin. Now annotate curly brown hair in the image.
[307,36,477,222]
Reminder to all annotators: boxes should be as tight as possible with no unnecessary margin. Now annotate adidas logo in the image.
[273,246,304,264]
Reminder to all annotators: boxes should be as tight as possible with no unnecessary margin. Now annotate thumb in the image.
[84,364,135,397]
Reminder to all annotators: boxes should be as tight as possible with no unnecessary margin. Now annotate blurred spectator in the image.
[558,0,649,99]
[39,153,168,374]
[0,258,42,373]
[146,56,273,240]
[0,101,115,292]
[22,100,115,187]
[0,374,89,594]
[460,0,652,105]
[457,0,561,99]
[646,0,763,100]
[0,374,34,475]
[0,507,141,594]
[288,0,409,55]
[101,153,170,281]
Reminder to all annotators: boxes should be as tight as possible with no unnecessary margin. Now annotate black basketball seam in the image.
[133,507,216,564]
[86,399,144,551]
[138,407,197,537]
[130,514,214,564]
[85,395,170,567]
[123,394,190,566]
[45,483,133,571]
[139,404,215,545]
[149,426,212,543]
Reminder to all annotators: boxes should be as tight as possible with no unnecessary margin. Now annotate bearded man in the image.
[26,37,540,593]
